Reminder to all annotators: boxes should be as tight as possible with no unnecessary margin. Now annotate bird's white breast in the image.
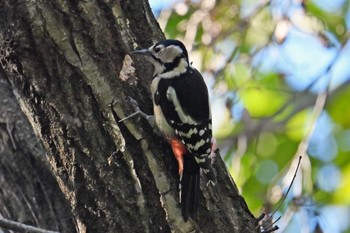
[151,77,175,140]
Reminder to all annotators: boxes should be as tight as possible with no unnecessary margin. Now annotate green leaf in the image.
[240,86,288,117]
[286,109,312,141]
[328,85,350,128]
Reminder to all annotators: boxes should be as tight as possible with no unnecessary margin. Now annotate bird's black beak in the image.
[131,49,152,57]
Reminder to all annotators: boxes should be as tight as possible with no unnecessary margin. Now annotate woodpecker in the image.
[130,39,216,221]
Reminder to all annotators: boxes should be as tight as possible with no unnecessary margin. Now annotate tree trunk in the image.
[0,71,76,233]
[0,1,257,232]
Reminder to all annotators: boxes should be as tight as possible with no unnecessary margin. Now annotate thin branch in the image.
[257,156,302,232]
[295,92,327,157]
[266,156,302,222]
[264,92,328,232]
[0,217,59,233]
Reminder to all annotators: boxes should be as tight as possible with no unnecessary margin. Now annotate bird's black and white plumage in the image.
[132,39,216,221]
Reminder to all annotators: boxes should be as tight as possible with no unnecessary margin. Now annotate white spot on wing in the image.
[194,139,205,150]
[187,143,194,150]
[199,129,205,136]
[179,127,198,138]
[195,157,206,163]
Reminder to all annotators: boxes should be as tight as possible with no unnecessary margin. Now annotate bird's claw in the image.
[119,97,155,127]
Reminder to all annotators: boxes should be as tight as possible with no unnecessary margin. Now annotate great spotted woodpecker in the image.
[130,39,216,221]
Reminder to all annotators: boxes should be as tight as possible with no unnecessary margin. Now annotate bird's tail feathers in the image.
[180,168,200,222]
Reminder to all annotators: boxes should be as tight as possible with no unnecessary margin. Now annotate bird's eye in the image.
[154,47,161,53]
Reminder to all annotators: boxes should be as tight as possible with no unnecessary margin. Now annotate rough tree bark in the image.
[0,1,258,232]
[0,71,76,232]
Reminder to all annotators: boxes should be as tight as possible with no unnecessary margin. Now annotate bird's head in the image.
[132,39,189,78]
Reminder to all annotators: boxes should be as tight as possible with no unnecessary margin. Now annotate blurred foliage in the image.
[155,0,350,232]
